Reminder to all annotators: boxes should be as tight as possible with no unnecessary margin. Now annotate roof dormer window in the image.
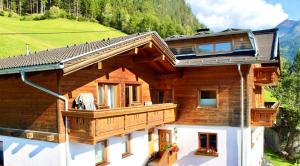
[197,44,213,54]
[215,42,232,52]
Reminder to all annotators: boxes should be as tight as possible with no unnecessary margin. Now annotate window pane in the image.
[107,85,115,108]
[209,134,217,151]
[200,91,217,107]
[125,86,130,107]
[0,141,3,164]
[215,42,231,52]
[201,91,216,99]
[95,142,105,164]
[200,134,207,149]
[132,86,138,102]
[200,99,217,107]
[198,44,213,53]
[179,47,195,54]
[158,91,164,104]
[98,84,105,105]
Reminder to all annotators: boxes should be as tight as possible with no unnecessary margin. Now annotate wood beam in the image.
[133,54,166,63]
[97,62,102,69]
[143,41,153,49]
[127,47,139,56]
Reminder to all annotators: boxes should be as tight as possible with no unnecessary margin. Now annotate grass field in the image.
[0,16,125,58]
[264,88,277,102]
[265,147,298,166]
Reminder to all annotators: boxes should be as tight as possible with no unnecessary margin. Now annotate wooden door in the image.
[148,128,155,157]
[158,129,172,151]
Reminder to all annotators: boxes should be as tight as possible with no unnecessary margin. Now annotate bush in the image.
[0,10,5,16]
[7,12,19,18]
[45,6,67,19]
[20,14,46,21]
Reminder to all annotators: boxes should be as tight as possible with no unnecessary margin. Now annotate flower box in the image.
[194,148,218,157]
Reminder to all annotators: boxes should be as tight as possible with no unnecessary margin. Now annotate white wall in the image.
[0,130,150,166]
[158,125,252,166]
[0,135,66,166]
[107,130,149,166]
[250,127,264,166]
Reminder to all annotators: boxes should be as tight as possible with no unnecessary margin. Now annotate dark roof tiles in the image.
[0,33,148,70]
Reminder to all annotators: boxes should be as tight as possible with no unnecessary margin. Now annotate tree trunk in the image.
[285,131,295,154]
[0,0,3,11]
[18,0,21,15]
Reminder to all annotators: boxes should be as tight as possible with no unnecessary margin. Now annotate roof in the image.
[0,28,280,75]
[0,32,176,75]
[167,28,280,67]
[165,29,250,42]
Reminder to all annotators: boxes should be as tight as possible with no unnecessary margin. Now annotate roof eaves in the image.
[0,63,64,75]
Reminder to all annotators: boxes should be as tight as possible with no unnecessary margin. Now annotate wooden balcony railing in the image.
[62,103,177,144]
[254,67,279,86]
[251,102,280,126]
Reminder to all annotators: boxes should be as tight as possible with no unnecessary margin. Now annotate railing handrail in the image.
[62,103,177,119]
[252,102,279,112]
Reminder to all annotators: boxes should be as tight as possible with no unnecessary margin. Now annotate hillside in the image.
[276,19,300,61]
[0,16,125,58]
[0,0,204,38]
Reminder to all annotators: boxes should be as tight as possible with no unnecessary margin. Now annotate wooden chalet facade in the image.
[0,29,280,166]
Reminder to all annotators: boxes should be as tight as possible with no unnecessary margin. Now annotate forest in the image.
[0,0,204,37]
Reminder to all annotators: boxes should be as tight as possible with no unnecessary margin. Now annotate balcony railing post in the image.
[88,119,95,138]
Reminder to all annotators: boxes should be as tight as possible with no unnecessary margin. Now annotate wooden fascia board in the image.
[62,34,176,76]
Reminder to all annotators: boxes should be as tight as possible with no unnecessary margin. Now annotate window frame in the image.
[125,83,142,107]
[197,132,218,154]
[95,140,108,166]
[197,88,219,109]
[121,134,132,158]
[97,82,120,108]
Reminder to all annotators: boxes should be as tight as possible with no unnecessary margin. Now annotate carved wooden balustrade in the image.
[254,67,279,86]
[62,103,177,144]
[251,102,280,126]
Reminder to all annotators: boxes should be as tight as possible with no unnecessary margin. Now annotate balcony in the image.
[62,103,177,144]
[254,67,279,86]
[251,102,280,127]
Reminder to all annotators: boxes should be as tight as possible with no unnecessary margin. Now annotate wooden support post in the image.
[26,132,33,139]
[98,62,102,69]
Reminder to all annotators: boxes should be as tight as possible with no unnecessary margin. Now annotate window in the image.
[95,140,107,165]
[215,42,232,52]
[98,84,105,105]
[125,85,141,107]
[197,133,218,155]
[179,47,195,55]
[121,134,131,158]
[199,90,217,108]
[151,89,173,104]
[97,83,117,108]
[197,44,213,54]
[170,48,178,55]
[0,141,3,165]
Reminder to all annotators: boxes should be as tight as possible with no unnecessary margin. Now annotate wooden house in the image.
[0,29,280,166]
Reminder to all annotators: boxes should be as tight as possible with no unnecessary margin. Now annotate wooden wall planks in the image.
[0,71,59,133]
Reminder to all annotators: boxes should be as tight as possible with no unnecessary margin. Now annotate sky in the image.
[186,0,299,32]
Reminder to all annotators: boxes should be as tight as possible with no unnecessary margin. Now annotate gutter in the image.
[237,64,244,166]
[0,63,64,75]
[20,71,70,166]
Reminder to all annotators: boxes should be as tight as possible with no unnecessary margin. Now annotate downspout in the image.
[20,71,70,166]
[237,64,244,166]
